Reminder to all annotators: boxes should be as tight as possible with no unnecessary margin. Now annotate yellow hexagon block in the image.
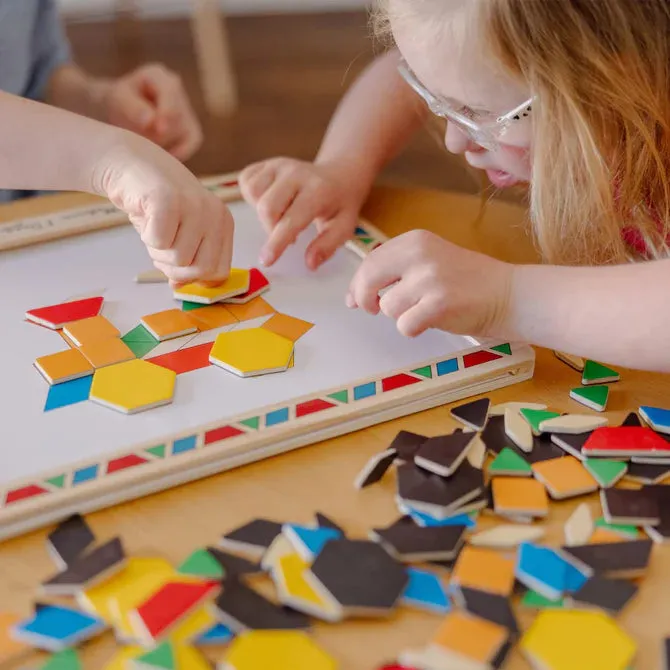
[209,328,293,378]
[90,359,176,414]
[520,610,636,670]
[173,269,251,305]
[223,631,337,670]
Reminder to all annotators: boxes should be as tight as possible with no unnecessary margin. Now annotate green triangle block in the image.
[519,408,561,434]
[46,474,66,489]
[42,650,81,670]
[328,390,349,404]
[584,459,627,488]
[594,517,639,538]
[582,360,620,385]
[240,417,260,430]
[488,447,532,476]
[124,338,159,359]
[146,445,166,459]
[359,237,375,244]
[122,324,158,343]
[521,590,565,609]
[412,366,433,379]
[181,301,207,312]
[492,343,512,355]
[177,548,224,579]
[570,385,609,411]
[135,642,176,670]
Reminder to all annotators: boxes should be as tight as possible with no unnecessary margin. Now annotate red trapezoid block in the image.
[382,373,422,392]
[295,399,337,418]
[107,454,149,474]
[6,484,49,505]
[26,297,104,330]
[204,425,245,445]
[148,342,213,375]
[463,350,503,368]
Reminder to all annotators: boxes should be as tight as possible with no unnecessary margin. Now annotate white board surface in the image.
[0,201,476,486]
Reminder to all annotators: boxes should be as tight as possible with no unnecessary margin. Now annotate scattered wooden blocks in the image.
[520,408,561,435]
[581,360,620,385]
[538,414,608,435]
[531,457,599,500]
[451,586,519,638]
[554,350,585,371]
[567,575,638,614]
[504,408,533,452]
[177,548,225,580]
[570,385,609,412]
[389,431,427,461]
[582,426,670,458]
[639,405,670,435]
[550,431,591,460]
[432,611,509,667]
[282,524,342,561]
[450,547,515,597]
[12,604,105,652]
[583,458,627,488]
[489,401,547,416]
[560,539,653,578]
[564,503,594,547]
[307,539,408,616]
[400,568,450,614]
[449,398,490,431]
[491,477,549,518]
[222,630,336,670]
[370,521,466,562]
[220,518,284,560]
[488,447,531,477]
[414,432,476,477]
[469,524,545,549]
[354,448,397,489]
[600,488,660,526]
[521,610,636,670]
[42,537,126,596]
[40,649,81,670]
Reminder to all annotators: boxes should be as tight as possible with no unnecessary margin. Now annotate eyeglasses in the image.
[397,58,534,151]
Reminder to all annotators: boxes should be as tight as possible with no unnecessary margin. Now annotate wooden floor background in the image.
[66,10,522,203]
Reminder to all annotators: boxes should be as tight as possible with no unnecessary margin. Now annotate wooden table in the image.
[0,185,668,669]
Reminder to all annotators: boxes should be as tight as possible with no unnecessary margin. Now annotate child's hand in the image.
[346,230,513,338]
[240,158,363,271]
[104,64,202,162]
[92,132,233,287]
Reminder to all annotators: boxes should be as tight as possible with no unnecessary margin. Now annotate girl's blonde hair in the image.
[375,0,670,265]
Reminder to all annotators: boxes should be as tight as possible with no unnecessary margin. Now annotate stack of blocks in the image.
[27,268,314,415]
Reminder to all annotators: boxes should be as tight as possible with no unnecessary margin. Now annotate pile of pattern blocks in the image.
[27,268,313,414]
[4,350,670,668]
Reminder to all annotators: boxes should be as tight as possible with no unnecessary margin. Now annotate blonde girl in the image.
[240,0,670,372]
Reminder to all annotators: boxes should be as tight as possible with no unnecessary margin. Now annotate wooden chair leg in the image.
[191,0,238,117]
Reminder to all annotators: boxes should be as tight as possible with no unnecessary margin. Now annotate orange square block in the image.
[433,611,508,664]
[532,457,599,500]
[492,476,549,518]
[589,528,630,544]
[262,313,314,342]
[80,338,136,369]
[450,546,516,596]
[186,305,238,331]
[63,315,120,346]
[224,297,276,323]
[34,348,94,384]
[141,309,198,341]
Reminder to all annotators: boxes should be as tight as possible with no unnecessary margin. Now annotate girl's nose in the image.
[444,121,486,154]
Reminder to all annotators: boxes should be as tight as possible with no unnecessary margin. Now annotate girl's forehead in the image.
[390,3,527,112]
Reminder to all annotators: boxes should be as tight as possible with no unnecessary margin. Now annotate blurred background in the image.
[58,0,507,198]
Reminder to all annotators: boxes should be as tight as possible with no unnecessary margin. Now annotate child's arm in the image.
[0,90,232,285]
[347,229,670,372]
[240,49,427,270]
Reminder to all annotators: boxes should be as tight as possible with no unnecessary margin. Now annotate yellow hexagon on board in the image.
[520,610,636,670]
[173,269,251,305]
[222,631,337,670]
[209,328,293,377]
[90,359,176,414]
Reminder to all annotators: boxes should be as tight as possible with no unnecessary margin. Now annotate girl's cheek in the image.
[500,144,532,179]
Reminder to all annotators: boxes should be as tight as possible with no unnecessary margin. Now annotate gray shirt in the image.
[0,0,71,202]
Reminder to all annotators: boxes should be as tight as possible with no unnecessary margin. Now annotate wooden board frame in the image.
[0,173,535,540]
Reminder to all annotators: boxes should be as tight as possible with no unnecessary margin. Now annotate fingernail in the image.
[345,293,356,308]
[259,250,274,266]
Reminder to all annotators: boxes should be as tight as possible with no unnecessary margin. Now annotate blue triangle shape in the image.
[284,524,341,559]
